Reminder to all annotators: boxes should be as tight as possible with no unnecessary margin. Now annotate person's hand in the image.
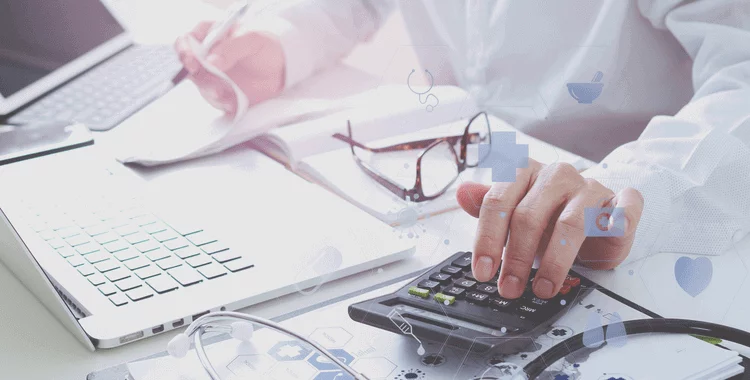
[456,159,644,300]
[174,21,286,115]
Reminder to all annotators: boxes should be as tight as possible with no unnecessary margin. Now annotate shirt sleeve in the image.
[243,0,395,89]
[583,0,750,264]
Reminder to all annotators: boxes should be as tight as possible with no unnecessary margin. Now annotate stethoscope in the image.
[169,311,750,380]
[167,311,369,380]
[407,69,440,112]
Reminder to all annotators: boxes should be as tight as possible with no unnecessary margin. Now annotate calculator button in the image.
[528,296,550,308]
[560,284,572,295]
[464,272,478,281]
[476,284,498,294]
[489,298,514,310]
[516,303,543,320]
[434,293,456,305]
[443,286,466,299]
[417,280,441,292]
[429,273,452,284]
[440,266,462,277]
[451,255,472,269]
[408,286,430,299]
[564,275,581,288]
[465,291,489,305]
[455,279,477,289]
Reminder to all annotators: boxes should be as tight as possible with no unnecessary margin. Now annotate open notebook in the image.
[113,64,592,225]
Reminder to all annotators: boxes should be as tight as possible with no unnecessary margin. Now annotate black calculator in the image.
[349,251,594,354]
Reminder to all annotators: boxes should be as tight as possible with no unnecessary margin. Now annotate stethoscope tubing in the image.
[188,311,368,380]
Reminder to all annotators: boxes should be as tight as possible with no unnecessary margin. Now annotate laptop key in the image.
[77,264,96,277]
[212,250,240,264]
[88,273,107,286]
[135,266,161,280]
[57,226,82,239]
[99,283,117,296]
[200,241,229,255]
[125,232,150,245]
[114,224,139,236]
[84,224,109,236]
[75,242,101,255]
[94,231,120,245]
[174,246,201,259]
[146,275,179,294]
[57,247,76,258]
[166,220,202,236]
[152,229,179,243]
[67,256,85,267]
[103,239,129,253]
[143,222,167,235]
[125,257,151,271]
[185,254,212,268]
[38,230,57,241]
[48,238,66,250]
[198,263,227,279]
[104,268,131,282]
[126,287,154,302]
[109,293,129,306]
[169,266,203,287]
[95,260,120,273]
[115,277,143,292]
[186,231,217,247]
[164,237,189,251]
[145,248,171,262]
[224,258,254,273]
[156,256,182,270]
[132,214,158,226]
[113,247,139,262]
[134,239,160,253]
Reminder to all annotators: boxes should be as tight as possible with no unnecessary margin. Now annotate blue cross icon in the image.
[477,132,529,182]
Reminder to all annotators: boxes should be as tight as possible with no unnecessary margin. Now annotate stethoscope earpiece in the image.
[167,333,191,358]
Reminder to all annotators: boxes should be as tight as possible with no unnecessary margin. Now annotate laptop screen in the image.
[0,0,126,98]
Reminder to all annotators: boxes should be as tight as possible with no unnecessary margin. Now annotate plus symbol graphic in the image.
[278,344,303,359]
[477,131,529,182]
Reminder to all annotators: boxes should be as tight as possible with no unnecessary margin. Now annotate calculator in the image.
[349,251,594,353]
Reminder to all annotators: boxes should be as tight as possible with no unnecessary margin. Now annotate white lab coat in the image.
[251,0,750,263]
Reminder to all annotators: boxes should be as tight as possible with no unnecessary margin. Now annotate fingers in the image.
[533,179,612,299]
[500,163,584,299]
[471,159,543,284]
[192,67,238,114]
[456,182,491,218]
[577,187,644,270]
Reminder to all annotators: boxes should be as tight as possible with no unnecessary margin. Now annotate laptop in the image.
[0,147,415,349]
[0,0,181,131]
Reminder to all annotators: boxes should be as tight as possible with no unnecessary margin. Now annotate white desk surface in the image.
[2,2,750,379]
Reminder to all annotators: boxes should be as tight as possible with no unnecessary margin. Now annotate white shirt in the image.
[251,0,750,264]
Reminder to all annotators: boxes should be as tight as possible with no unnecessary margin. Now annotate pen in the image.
[171,0,250,85]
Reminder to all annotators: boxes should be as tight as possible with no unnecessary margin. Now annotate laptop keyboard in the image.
[23,197,253,308]
[9,45,181,131]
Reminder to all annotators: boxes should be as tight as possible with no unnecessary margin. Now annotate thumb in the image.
[457,182,492,218]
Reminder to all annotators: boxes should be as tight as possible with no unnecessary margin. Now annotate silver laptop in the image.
[0,148,415,349]
[0,0,181,131]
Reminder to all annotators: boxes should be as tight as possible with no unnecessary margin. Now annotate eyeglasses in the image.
[332,111,492,202]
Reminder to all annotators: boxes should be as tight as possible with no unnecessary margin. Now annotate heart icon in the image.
[674,256,713,297]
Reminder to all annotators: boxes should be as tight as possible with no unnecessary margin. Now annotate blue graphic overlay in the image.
[477,131,529,182]
[584,206,624,237]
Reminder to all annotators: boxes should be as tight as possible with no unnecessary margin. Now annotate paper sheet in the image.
[127,286,742,380]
